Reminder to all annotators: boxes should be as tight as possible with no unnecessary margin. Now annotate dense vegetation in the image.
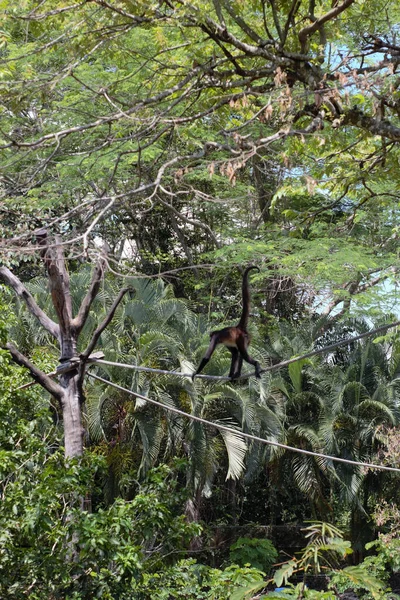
[2,0,400,597]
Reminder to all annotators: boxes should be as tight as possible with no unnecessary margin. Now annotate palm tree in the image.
[9,268,282,514]
[84,276,195,497]
[317,326,400,555]
[265,320,333,519]
[85,276,281,511]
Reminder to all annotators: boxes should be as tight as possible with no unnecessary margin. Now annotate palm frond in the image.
[358,398,396,425]
[134,412,163,476]
[85,382,107,442]
[217,421,247,480]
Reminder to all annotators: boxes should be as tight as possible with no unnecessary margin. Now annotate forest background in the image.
[2,0,400,598]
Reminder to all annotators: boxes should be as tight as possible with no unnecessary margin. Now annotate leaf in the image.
[288,359,304,393]
[340,566,385,599]
[352,93,366,104]
[230,579,268,600]
[273,559,297,587]
[218,423,247,480]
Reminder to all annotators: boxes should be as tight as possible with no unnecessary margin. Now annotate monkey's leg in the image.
[232,354,243,379]
[228,348,239,379]
[192,336,218,380]
[237,338,261,379]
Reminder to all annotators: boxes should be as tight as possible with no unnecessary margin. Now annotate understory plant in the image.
[231,522,390,600]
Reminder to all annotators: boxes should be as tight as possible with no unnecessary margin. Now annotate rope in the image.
[95,359,228,380]
[94,317,400,381]
[88,372,400,474]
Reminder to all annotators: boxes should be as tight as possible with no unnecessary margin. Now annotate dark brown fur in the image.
[192,266,261,380]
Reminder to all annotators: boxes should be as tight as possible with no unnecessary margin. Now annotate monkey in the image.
[192,266,261,381]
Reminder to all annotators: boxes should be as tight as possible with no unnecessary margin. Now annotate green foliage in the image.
[272,522,352,589]
[137,560,265,600]
[0,375,200,600]
[232,522,390,600]
[2,0,400,317]
[229,537,278,573]
[264,582,337,600]
[330,565,387,600]
[4,0,400,595]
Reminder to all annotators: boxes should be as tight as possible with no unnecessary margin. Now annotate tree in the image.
[319,330,399,553]
[1,0,400,314]
[0,232,130,458]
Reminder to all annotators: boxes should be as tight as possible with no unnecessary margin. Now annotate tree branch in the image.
[282,0,301,45]
[212,0,226,26]
[269,0,284,43]
[342,108,400,141]
[42,235,73,337]
[0,68,203,151]
[320,270,393,320]
[5,343,64,402]
[72,258,107,334]
[157,189,221,248]
[298,0,355,52]
[0,267,60,340]
[219,0,262,44]
[80,287,132,362]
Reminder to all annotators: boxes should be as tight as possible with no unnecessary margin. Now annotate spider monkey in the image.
[192,266,261,381]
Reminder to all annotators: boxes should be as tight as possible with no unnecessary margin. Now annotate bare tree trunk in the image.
[61,373,84,458]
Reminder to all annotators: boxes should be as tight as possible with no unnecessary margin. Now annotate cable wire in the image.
[94,317,400,380]
[88,372,400,474]
[14,317,400,390]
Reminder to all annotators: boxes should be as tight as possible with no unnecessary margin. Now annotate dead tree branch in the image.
[72,258,107,334]
[80,287,132,362]
[6,342,64,402]
[0,267,60,340]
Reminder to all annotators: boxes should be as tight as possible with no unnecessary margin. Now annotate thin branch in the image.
[5,343,63,402]
[72,258,107,334]
[261,0,275,41]
[269,0,284,43]
[212,0,226,26]
[320,269,394,319]
[157,188,221,247]
[91,0,159,24]
[219,0,263,43]
[80,287,132,362]
[298,0,356,52]
[82,197,116,255]
[169,218,199,276]
[0,68,204,150]
[24,2,86,20]
[0,199,95,248]
[0,267,60,340]
[282,0,301,45]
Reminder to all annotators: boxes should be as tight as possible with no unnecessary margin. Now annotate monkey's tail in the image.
[237,265,259,330]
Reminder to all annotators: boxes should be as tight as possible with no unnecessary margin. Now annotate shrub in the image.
[229,537,278,573]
